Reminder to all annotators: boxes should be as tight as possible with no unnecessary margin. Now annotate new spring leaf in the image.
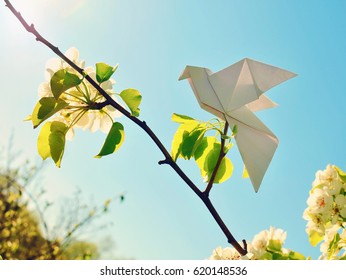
[171,113,196,123]
[120,89,142,117]
[95,122,125,158]
[37,121,68,167]
[50,69,82,99]
[171,117,199,161]
[194,137,233,183]
[96,62,118,84]
[31,97,68,128]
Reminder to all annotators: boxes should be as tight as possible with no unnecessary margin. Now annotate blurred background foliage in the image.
[0,140,119,260]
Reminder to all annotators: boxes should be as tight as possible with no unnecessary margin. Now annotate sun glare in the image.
[3,0,87,39]
[9,0,46,21]
[2,0,47,33]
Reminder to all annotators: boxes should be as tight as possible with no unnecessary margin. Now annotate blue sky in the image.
[1,0,346,259]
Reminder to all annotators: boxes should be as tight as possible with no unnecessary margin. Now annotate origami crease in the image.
[179,58,296,192]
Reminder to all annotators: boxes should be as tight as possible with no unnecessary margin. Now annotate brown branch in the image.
[201,196,247,255]
[203,122,229,196]
[4,0,248,256]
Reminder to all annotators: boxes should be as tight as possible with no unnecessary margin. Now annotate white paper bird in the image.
[179,58,297,192]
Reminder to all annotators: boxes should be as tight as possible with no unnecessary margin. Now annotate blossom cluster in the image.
[37,47,121,140]
[209,227,304,260]
[303,164,346,259]
[29,47,141,167]
[210,165,346,260]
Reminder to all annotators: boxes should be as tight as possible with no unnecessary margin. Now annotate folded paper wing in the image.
[179,58,297,192]
[224,107,278,192]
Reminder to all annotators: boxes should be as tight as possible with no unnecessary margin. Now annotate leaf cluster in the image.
[259,240,306,260]
[171,113,234,184]
[29,61,142,167]
[305,165,346,259]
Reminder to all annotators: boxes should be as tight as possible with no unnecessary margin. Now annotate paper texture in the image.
[179,58,296,192]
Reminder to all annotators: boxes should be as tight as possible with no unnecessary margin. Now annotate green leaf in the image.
[194,137,216,161]
[95,122,125,158]
[205,143,221,171]
[37,121,68,167]
[171,125,185,162]
[308,230,324,247]
[213,157,233,183]
[171,120,199,161]
[274,253,289,260]
[288,251,306,260]
[232,124,238,136]
[50,69,82,99]
[260,252,273,260]
[31,97,68,128]
[171,118,233,184]
[327,232,341,259]
[171,113,195,123]
[96,62,118,83]
[194,137,216,179]
[204,141,233,184]
[204,144,233,183]
[194,136,233,183]
[181,128,206,160]
[119,88,142,117]
[267,239,282,253]
[335,165,346,183]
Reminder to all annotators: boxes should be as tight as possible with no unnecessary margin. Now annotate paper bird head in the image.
[179,58,297,192]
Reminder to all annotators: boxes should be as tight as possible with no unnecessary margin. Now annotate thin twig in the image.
[204,122,229,196]
[4,0,248,256]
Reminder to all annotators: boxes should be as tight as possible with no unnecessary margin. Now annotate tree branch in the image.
[4,0,248,256]
[203,122,229,196]
[201,196,247,255]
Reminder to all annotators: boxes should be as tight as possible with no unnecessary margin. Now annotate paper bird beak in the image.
[178,66,191,81]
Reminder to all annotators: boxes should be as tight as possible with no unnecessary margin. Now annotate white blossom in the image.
[304,164,346,259]
[250,227,287,258]
[36,47,122,138]
[335,194,346,219]
[306,188,333,215]
[313,165,337,187]
[208,246,251,260]
[39,47,85,98]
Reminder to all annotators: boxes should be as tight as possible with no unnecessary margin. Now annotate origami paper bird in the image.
[179,58,296,192]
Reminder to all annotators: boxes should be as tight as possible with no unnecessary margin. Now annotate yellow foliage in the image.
[0,171,100,260]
